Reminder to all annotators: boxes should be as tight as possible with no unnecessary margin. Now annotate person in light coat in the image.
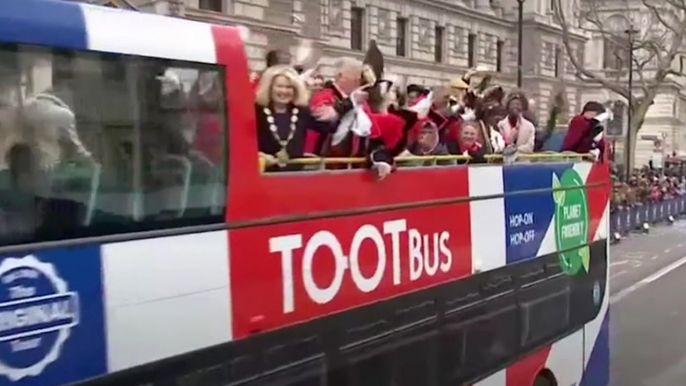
[497,91,536,153]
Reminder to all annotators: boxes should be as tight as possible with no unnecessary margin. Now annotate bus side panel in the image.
[101,231,232,373]
[0,245,107,386]
[501,162,608,265]
[581,170,611,386]
[581,307,610,386]
[229,202,472,339]
[473,161,610,386]
[0,231,234,386]
[580,228,610,386]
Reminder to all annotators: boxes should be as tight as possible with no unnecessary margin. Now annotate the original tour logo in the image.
[552,169,590,275]
[0,255,80,381]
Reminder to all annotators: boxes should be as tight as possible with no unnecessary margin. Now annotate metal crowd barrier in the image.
[611,196,686,241]
[260,152,594,172]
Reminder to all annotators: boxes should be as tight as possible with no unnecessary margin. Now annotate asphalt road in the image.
[610,220,686,386]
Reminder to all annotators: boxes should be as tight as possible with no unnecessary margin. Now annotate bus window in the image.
[0,44,228,247]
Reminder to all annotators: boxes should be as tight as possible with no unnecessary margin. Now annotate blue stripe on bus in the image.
[580,312,610,386]
[0,245,107,386]
[0,0,88,50]
[502,163,574,263]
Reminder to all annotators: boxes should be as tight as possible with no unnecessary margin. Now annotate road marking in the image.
[664,248,672,254]
[642,255,686,283]
[610,260,628,267]
[611,255,686,304]
[611,280,646,303]
[610,270,627,279]
[651,255,659,260]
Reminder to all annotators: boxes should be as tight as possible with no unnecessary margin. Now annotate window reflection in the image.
[0,44,227,246]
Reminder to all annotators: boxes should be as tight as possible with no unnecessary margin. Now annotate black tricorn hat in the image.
[407,84,430,96]
[362,40,384,86]
[362,40,387,111]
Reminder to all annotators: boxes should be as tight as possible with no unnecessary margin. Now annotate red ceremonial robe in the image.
[457,141,487,164]
[406,94,448,143]
[305,83,362,158]
[367,108,419,169]
[250,72,262,91]
[561,114,605,153]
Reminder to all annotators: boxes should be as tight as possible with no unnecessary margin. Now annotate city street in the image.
[610,221,686,386]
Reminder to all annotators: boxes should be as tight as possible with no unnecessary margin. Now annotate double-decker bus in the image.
[0,1,610,386]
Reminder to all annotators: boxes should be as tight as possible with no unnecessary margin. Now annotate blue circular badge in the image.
[0,255,79,381]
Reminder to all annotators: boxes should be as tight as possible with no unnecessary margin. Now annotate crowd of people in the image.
[611,166,686,209]
[253,40,612,178]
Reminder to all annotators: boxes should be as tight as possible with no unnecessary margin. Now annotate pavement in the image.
[610,221,686,386]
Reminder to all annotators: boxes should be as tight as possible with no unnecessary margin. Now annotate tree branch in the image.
[553,0,632,101]
[554,0,686,109]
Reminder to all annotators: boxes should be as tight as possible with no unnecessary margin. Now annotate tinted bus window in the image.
[0,44,227,247]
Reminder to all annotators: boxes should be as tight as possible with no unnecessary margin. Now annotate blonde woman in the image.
[256,65,335,171]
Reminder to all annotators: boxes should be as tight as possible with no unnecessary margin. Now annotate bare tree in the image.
[553,0,686,165]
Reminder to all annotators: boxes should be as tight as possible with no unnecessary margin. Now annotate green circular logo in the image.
[552,169,590,275]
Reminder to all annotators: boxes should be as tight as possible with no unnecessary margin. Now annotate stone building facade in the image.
[577,1,686,168]
[100,0,590,128]
[71,0,686,167]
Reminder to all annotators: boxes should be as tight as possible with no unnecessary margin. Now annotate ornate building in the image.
[577,1,686,168]
[95,0,593,127]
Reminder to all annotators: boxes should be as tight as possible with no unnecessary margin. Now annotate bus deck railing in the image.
[259,151,595,172]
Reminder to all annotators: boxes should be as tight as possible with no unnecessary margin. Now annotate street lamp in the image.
[624,27,639,176]
[517,0,524,88]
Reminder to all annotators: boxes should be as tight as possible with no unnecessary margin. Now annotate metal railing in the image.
[259,151,595,172]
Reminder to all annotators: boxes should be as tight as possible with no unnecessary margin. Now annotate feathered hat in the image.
[362,40,384,85]
[482,85,506,105]
[362,40,394,111]
[474,84,506,122]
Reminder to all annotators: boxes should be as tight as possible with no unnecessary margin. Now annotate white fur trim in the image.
[490,129,505,152]
[408,92,433,119]
[595,111,611,123]
[460,107,476,121]
[237,25,250,41]
[332,104,372,145]
[156,68,182,96]
[378,82,390,95]
[299,68,316,83]
[294,39,313,65]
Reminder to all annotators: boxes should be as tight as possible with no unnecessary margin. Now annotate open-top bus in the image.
[0,1,609,386]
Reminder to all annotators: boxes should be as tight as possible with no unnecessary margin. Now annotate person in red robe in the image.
[367,102,420,178]
[429,78,473,154]
[561,101,606,154]
[405,84,448,141]
[456,120,487,164]
[406,84,429,107]
[305,57,370,157]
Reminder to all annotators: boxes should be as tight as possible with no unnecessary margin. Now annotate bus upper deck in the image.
[0,2,610,386]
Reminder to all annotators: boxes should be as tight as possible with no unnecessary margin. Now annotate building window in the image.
[496,40,504,72]
[434,26,444,63]
[603,37,626,70]
[396,17,407,57]
[468,33,477,67]
[351,7,365,51]
[199,0,222,12]
[554,46,561,77]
